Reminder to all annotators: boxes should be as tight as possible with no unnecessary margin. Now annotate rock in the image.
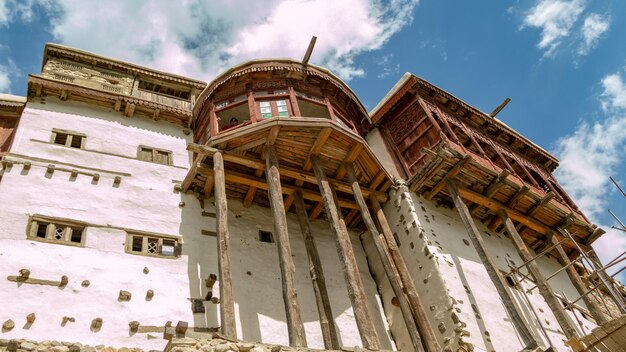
[438,322,446,333]
[80,347,97,352]
[101,347,117,352]
[7,340,19,352]
[118,348,131,352]
[250,347,265,352]
[2,319,15,331]
[270,346,281,352]
[201,346,214,352]
[69,345,82,352]
[118,290,132,301]
[21,342,37,351]
[51,346,69,352]
[214,343,234,352]
[238,343,254,352]
[0,339,8,347]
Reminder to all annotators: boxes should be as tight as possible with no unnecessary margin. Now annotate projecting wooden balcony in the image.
[408,139,599,257]
[182,116,393,226]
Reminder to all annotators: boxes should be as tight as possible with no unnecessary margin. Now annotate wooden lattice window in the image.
[137,146,172,166]
[51,129,85,149]
[258,99,290,118]
[27,216,86,247]
[126,233,181,258]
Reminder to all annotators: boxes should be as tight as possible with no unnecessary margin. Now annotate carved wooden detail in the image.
[42,58,134,95]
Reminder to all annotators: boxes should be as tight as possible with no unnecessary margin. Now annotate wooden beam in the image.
[303,128,333,171]
[293,191,339,349]
[268,125,281,145]
[197,165,360,210]
[309,202,325,221]
[312,156,380,349]
[425,155,470,200]
[455,185,553,235]
[244,169,264,207]
[335,144,363,181]
[499,211,578,340]
[203,176,214,199]
[507,185,530,208]
[188,144,387,202]
[346,165,441,351]
[213,152,236,338]
[266,145,307,347]
[549,234,608,325]
[446,180,538,348]
[469,169,510,214]
[527,192,555,217]
[230,137,267,154]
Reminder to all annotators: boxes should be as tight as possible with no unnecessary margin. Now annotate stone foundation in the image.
[0,339,145,352]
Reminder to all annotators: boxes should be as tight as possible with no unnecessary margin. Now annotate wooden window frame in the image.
[125,232,182,259]
[136,145,173,166]
[26,215,87,247]
[256,98,292,119]
[51,129,86,149]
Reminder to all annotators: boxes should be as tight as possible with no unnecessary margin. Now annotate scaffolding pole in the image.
[566,266,626,309]
[505,237,569,276]
[559,229,626,313]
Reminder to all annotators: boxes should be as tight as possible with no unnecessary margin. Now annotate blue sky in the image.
[1,0,625,276]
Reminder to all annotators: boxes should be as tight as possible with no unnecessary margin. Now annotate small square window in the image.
[52,130,85,149]
[28,216,85,247]
[126,233,180,258]
[137,146,172,166]
[259,230,274,243]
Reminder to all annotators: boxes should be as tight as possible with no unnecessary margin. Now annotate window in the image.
[51,129,85,149]
[27,216,86,247]
[126,233,181,258]
[137,146,172,165]
[259,230,274,243]
[258,100,291,118]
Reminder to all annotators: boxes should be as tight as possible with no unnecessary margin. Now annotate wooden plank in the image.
[549,234,608,325]
[266,145,307,347]
[425,155,470,200]
[446,180,538,348]
[213,152,236,338]
[335,143,363,180]
[469,169,510,215]
[312,156,380,349]
[500,210,578,340]
[507,185,530,208]
[309,202,325,221]
[268,125,281,145]
[293,191,339,349]
[347,165,439,352]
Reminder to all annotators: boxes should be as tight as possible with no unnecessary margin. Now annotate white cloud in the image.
[25,0,419,82]
[376,54,399,78]
[577,13,610,56]
[554,71,626,267]
[0,0,8,25]
[522,0,585,57]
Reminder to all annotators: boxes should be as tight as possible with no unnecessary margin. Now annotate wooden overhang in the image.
[27,75,194,127]
[370,74,560,173]
[371,74,602,259]
[181,117,394,227]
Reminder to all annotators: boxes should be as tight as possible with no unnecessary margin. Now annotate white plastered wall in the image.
[0,97,394,350]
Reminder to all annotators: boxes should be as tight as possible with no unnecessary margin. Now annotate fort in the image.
[0,43,624,352]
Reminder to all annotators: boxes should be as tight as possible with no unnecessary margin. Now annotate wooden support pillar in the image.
[213,152,236,338]
[499,211,578,340]
[346,166,429,352]
[265,145,307,347]
[293,191,339,349]
[247,90,258,123]
[549,235,608,325]
[446,179,538,348]
[312,156,380,350]
[209,104,219,137]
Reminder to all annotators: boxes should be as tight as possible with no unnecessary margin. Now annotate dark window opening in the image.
[36,223,48,238]
[393,232,401,247]
[505,275,518,288]
[138,80,190,100]
[54,133,68,145]
[259,230,274,243]
[132,236,143,252]
[70,228,83,243]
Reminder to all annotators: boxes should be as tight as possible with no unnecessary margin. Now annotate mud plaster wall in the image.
[370,183,598,352]
[0,97,393,350]
[364,129,402,180]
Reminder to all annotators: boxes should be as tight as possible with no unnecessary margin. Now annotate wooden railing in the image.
[133,89,191,110]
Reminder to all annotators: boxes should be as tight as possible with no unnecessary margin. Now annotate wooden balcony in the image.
[182,116,393,226]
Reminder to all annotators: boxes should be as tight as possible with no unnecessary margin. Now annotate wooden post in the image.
[446,179,538,348]
[293,191,340,349]
[347,165,439,352]
[247,90,258,123]
[213,152,236,338]
[312,156,380,349]
[549,235,608,325]
[265,145,307,347]
[499,211,578,340]
[210,104,219,137]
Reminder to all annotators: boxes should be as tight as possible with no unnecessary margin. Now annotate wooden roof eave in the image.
[28,75,192,126]
[43,43,206,88]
